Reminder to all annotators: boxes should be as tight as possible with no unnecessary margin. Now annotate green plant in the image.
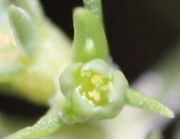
[0,0,176,139]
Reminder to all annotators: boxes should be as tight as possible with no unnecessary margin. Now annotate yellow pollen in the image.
[91,74,103,85]
[88,90,100,101]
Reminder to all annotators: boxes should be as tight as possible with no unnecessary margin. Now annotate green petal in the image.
[126,88,174,118]
[72,8,109,63]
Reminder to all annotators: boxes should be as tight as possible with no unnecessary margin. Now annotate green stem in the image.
[4,107,65,139]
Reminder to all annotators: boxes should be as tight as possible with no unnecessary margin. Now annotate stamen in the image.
[75,70,112,106]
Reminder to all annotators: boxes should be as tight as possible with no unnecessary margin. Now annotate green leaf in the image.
[72,8,109,63]
[8,5,40,58]
[126,88,174,118]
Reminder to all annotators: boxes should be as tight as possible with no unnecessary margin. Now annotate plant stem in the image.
[4,106,65,139]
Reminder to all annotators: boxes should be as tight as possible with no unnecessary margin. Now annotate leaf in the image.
[126,88,174,118]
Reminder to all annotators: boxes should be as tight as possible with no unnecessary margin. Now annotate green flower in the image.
[60,59,128,123]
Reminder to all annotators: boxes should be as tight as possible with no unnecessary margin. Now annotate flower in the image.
[59,59,129,124]
[59,59,174,124]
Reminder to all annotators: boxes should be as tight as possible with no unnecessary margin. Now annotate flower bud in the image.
[8,5,40,57]
[72,8,109,63]
[59,59,129,124]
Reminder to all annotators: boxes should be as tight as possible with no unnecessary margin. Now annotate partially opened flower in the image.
[60,59,128,123]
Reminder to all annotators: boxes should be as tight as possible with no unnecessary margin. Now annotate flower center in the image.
[75,70,112,106]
